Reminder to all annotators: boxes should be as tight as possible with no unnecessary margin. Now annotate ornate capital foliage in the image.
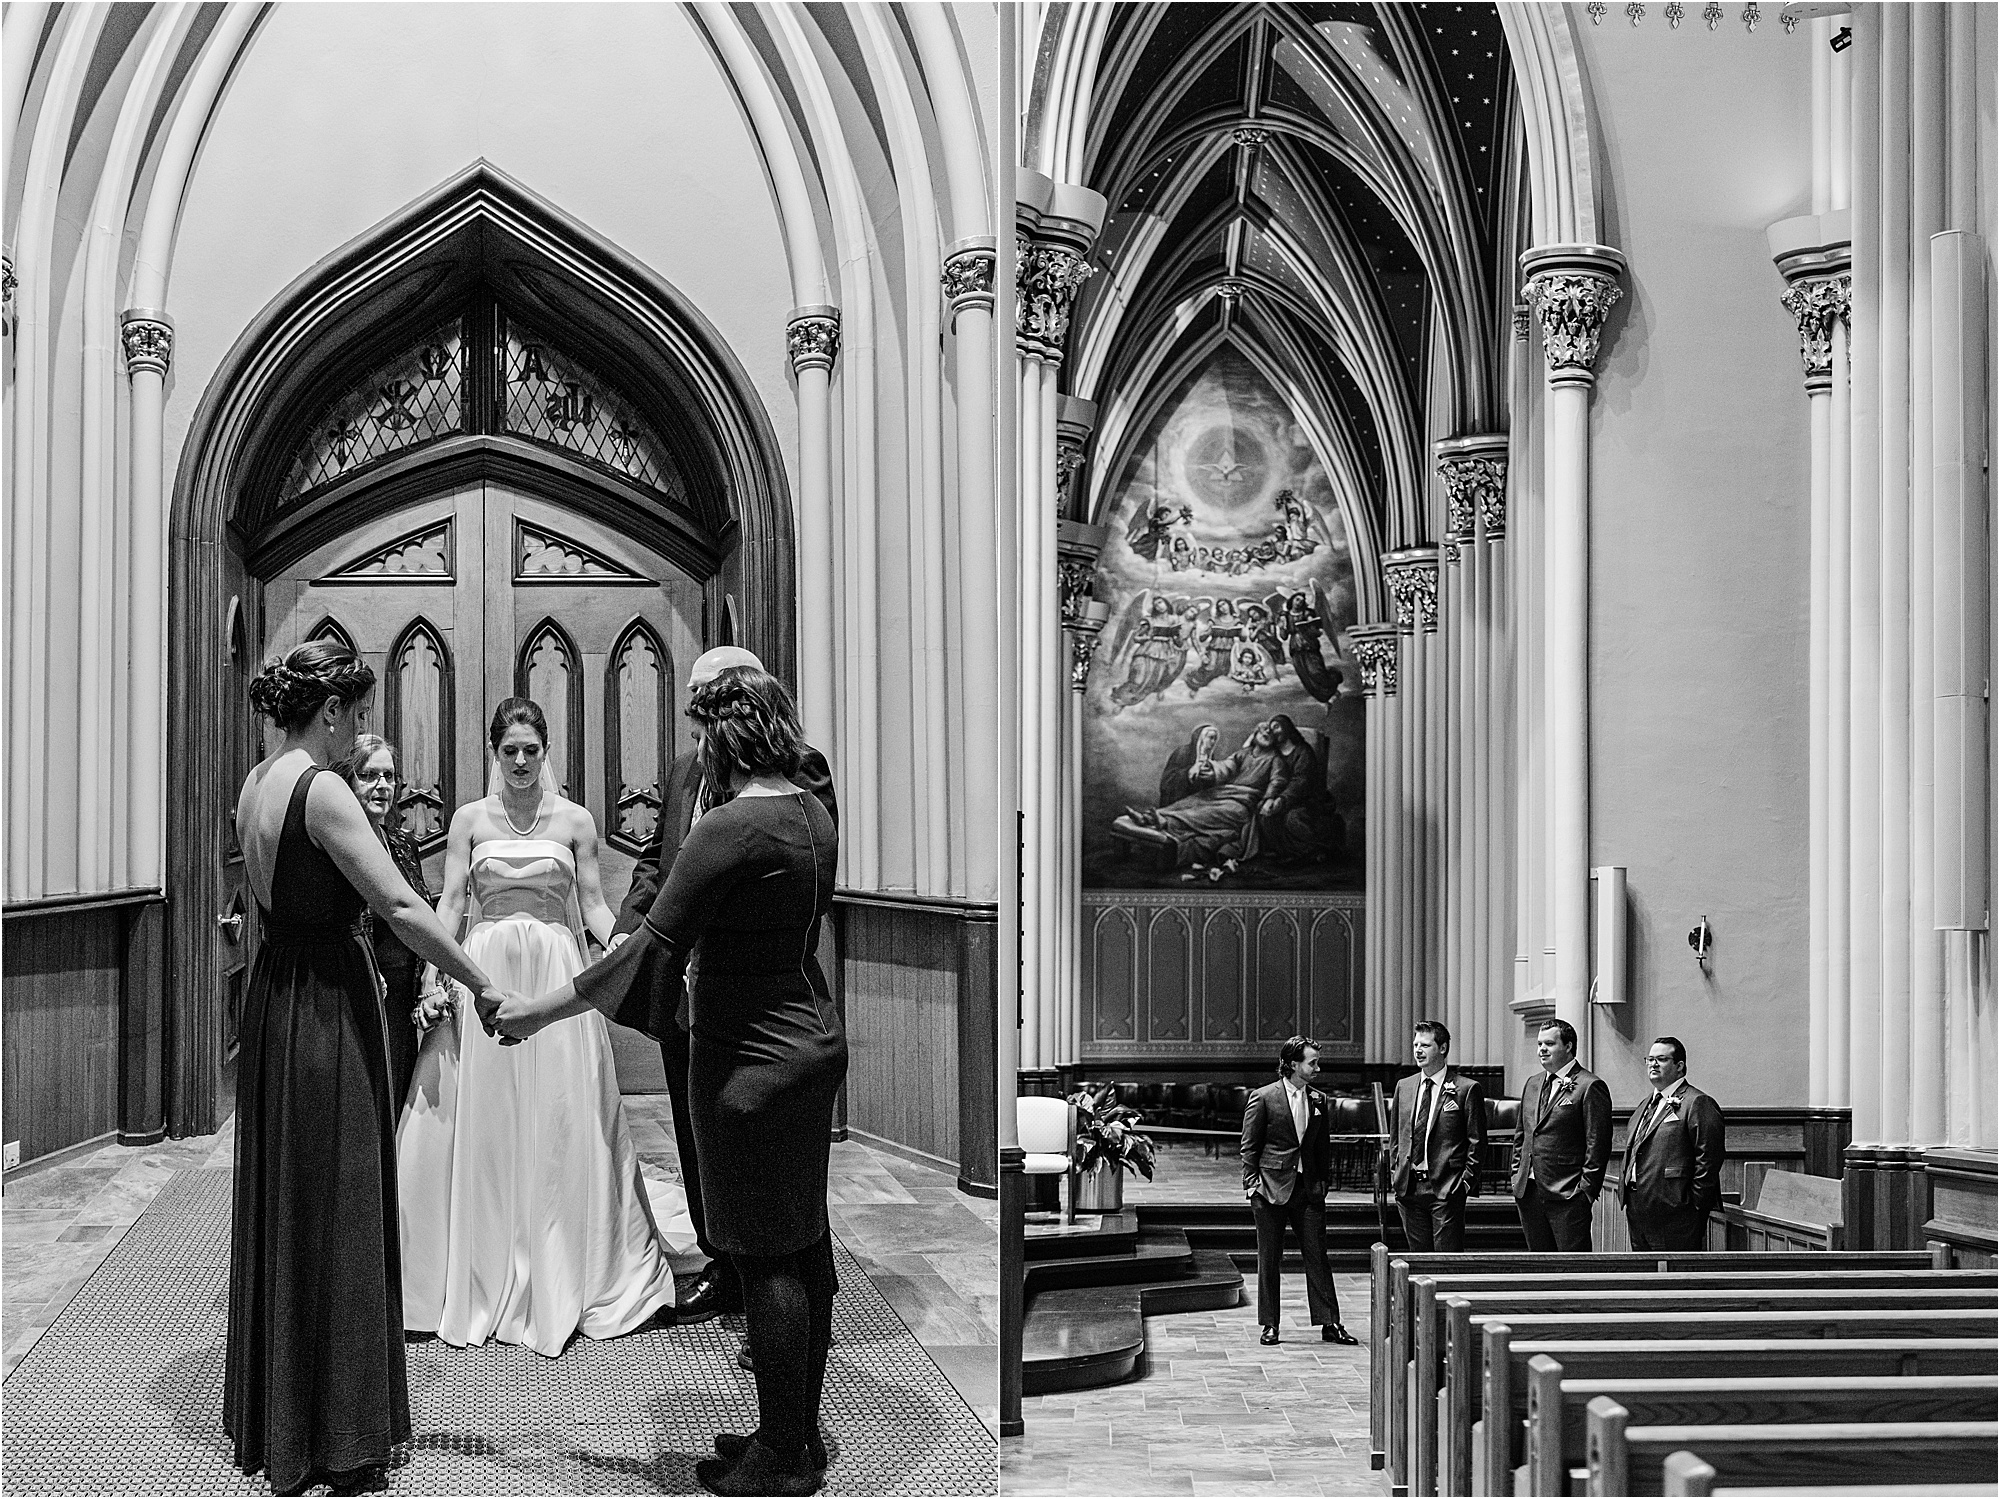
[2,254,14,309]
[1230,125,1271,150]
[1779,274,1851,393]
[1347,625,1400,698]
[786,311,841,375]
[1512,303,1531,342]
[120,314,174,377]
[1382,550,1440,634]
[942,244,997,315]
[1016,236,1095,365]
[1523,269,1623,380]
[1437,438,1510,545]
[1056,435,1088,515]
[1058,557,1098,623]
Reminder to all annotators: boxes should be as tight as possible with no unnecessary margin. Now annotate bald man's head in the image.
[688,646,764,691]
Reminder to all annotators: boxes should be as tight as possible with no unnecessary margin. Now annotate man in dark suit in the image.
[610,645,838,1323]
[1620,1036,1726,1251]
[1239,1036,1357,1346]
[1511,1018,1612,1252]
[1389,1020,1486,1252]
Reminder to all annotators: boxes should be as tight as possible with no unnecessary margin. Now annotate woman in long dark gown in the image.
[485,665,845,1499]
[338,733,436,1105]
[229,641,507,1494]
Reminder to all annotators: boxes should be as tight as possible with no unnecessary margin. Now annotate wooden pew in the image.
[1524,1369,1996,1495]
[1583,1401,1999,1496]
[1417,1285,1996,1495]
[1368,1246,1942,1487]
[1666,1461,1995,1499]
[1477,1337,1999,1496]
[1399,1269,1992,1495]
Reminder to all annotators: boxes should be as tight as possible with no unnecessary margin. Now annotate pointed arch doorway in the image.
[165,166,792,1137]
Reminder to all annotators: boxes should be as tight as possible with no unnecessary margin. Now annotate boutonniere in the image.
[1442,1080,1460,1097]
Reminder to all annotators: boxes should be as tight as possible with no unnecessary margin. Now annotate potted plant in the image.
[1068,1082,1158,1212]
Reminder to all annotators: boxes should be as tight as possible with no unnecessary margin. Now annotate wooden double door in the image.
[262,482,705,901]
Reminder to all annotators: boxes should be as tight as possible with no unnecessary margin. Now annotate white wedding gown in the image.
[396,838,689,1356]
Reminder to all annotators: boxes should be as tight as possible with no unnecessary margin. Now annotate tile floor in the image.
[999,1272,1388,1498]
[2,1097,1000,1436]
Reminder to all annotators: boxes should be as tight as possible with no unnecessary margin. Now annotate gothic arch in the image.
[163,162,793,1131]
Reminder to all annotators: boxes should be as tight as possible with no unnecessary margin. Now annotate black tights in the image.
[731,1234,837,1460]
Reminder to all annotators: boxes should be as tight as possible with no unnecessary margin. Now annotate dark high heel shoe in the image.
[695,1437,820,1496]
[714,1429,829,1471]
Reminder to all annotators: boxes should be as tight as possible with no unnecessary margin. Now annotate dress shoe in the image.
[1259,1325,1279,1346]
[695,1437,820,1496]
[736,1343,755,1373]
[1321,1323,1359,1346]
[676,1265,744,1325]
[715,1430,829,1472]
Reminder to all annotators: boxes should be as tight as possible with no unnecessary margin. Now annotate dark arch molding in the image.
[602,615,674,858]
[164,161,794,1134]
[382,616,456,853]
[305,614,357,653]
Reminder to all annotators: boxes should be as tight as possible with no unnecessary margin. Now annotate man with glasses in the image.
[1619,1036,1726,1251]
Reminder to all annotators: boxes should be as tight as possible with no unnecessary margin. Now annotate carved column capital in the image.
[120,310,174,377]
[1382,547,1441,635]
[1055,394,1099,519]
[1436,433,1511,546]
[1512,302,1531,342]
[786,306,841,375]
[2,254,15,309]
[943,237,997,317]
[1016,237,1095,366]
[1068,620,1106,693]
[1056,518,1111,625]
[1779,273,1851,394]
[1347,622,1401,698]
[1230,125,1271,150]
[1521,244,1626,386]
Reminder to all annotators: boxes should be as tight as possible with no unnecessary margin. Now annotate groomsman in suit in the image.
[611,645,838,1324]
[1620,1036,1726,1251]
[1511,1018,1612,1252]
[1239,1037,1357,1346]
[1389,1021,1486,1252]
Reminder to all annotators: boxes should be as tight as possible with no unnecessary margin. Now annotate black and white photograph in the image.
[5,3,2000,1499]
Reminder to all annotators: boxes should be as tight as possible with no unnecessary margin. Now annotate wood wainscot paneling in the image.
[3,890,168,1168]
[831,890,996,1196]
[1923,1147,1997,1268]
[1844,1142,1933,1251]
[1081,890,1364,1066]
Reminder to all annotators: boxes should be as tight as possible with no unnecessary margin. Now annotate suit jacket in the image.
[1389,1067,1486,1200]
[608,742,838,1039]
[1511,1064,1613,1201]
[1240,1080,1333,1206]
[1620,1081,1726,1219]
[613,743,838,938]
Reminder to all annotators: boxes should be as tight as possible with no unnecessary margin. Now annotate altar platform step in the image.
[1020,1227,1244,1395]
[1137,1197,1529,1271]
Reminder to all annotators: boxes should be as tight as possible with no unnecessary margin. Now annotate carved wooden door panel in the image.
[263,484,702,906]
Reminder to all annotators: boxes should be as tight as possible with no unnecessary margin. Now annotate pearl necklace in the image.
[501,794,545,838]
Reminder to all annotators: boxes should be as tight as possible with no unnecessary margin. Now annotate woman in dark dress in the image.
[229,642,507,1494]
[486,665,845,1498]
[338,733,436,1105]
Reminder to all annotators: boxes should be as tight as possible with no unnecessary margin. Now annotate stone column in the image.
[787,307,842,764]
[1014,184,1100,1081]
[120,309,173,890]
[945,239,998,904]
[1383,547,1440,1037]
[1522,245,1625,1037]
[1059,515,1109,1069]
[1774,230,1852,1108]
[1439,436,1509,1064]
[1349,622,1402,1062]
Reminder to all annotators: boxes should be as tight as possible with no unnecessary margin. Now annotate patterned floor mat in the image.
[2,1169,994,1495]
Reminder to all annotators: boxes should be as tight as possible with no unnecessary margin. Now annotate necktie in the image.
[1539,1072,1564,1126]
[1290,1085,1306,1141]
[1413,1078,1435,1162]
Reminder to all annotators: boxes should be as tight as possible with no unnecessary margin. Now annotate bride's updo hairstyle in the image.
[248,640,376,732]
[687,667,804,788]
[488,697,550,753]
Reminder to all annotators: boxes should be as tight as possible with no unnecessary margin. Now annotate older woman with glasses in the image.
[339,733,439,1103]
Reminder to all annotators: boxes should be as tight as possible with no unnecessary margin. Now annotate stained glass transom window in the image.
[503,324,683,498]
[281,324,463,502]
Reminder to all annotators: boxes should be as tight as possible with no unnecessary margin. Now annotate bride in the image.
[397,696,680,1355]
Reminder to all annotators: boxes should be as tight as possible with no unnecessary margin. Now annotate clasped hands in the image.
[471,983,559,1043]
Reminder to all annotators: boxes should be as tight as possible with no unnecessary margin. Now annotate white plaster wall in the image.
[163,2,796,502]
[1571,23,1814,1110]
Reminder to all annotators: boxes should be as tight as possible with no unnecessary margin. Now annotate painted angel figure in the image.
[1266,579,1348,703]
[1229,641,1275,690]
[1106,590,1188,708]
[1184,598,1243,693]
[1126,500,1177,564]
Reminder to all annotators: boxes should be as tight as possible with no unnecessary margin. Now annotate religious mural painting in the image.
[1084,350,1365,892]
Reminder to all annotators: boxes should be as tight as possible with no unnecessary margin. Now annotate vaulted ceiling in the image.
[1069,3,1520,558]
